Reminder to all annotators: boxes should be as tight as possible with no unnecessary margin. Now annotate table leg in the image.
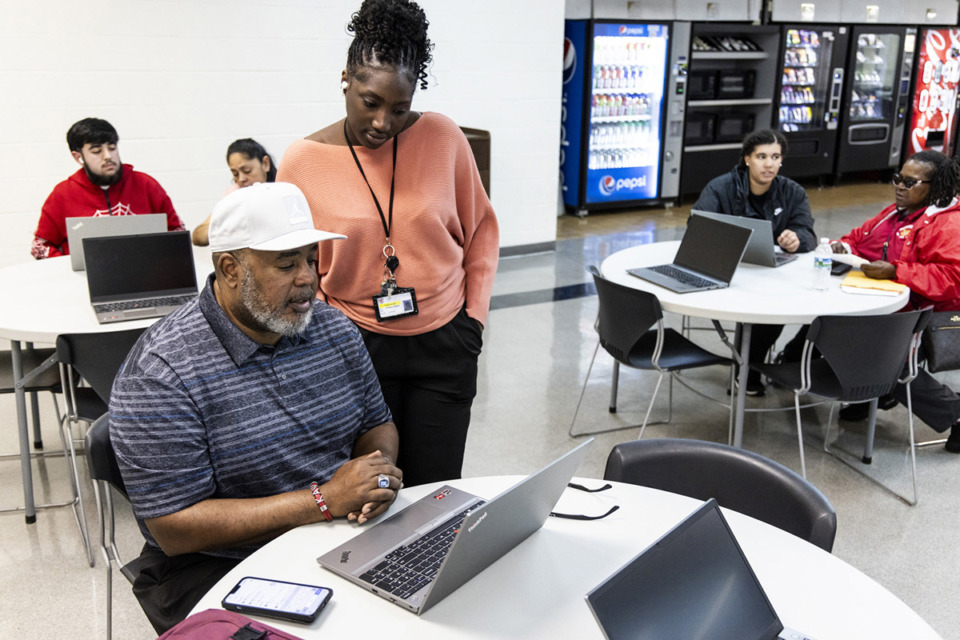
[733,323,752,448]
[11,341,36,523]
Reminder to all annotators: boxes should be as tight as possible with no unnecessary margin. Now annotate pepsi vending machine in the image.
[905,28,960,158]
[560,20,689,215]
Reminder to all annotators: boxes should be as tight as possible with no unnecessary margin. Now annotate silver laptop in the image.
[66,214,167,270]
[586,498,814,640]
[317,439,593,615]
[627,214,753,293]
[691,210,799,268]
[84,230,199,324]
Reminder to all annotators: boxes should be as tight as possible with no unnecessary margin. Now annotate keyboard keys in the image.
[360,502,485,598]
[95,294,196,313]
[649,264,714,289]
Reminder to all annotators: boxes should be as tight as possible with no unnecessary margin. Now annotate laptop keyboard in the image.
[95,294,196,313]
[648,264,715,289]
[359,502,485,599]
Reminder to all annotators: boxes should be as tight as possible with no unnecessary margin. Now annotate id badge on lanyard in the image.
[345,121,418,322]
[373,246,418,321]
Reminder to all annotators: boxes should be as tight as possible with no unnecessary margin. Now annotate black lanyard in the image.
[344,120,397,243]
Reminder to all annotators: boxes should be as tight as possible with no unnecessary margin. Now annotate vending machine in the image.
[835,26,917,176]
[905,28,960,158]
[774,25,849,179]
[560,20,690,215]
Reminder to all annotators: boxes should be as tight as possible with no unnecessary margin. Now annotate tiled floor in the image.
[2,178,958,639]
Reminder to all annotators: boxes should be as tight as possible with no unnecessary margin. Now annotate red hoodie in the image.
[32,164,184,259]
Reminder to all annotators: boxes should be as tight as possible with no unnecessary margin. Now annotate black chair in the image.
[86,414,145,640]
[604,438,837,552]
[57,328,147,427]
[570,266,735,438]
[753,310,929,504]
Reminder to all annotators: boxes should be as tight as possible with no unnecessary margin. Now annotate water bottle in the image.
[812,237,833,291]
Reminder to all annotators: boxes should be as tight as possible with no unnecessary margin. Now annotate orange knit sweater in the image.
[278,112,499,335]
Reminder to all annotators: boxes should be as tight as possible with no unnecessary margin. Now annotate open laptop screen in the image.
[84,231,197,302]
[674,214,754,283]
[586,499,783,640]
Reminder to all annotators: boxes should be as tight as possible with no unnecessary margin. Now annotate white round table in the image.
[601,242,910,447]
[191,477,941,640]
[0,248,212,520]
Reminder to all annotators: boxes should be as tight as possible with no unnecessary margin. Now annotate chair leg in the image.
[794,393,807,479]
[568,341,600,437]
[862,398,879,464]
[609,361,620,413]
[58,414,94,567]
[727,366,736,446]
[637,372,667,440]
[905,387,919,505]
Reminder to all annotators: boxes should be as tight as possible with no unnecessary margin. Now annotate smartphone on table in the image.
[222,576,332,624]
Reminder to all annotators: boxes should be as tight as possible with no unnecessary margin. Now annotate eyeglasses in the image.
[892,174,931,189]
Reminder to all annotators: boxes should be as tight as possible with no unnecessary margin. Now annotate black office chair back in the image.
[588,265,662,362]
[809,310,929,402]
[56,328,146,404]
[604,438,837,552]
[85,414,127,497]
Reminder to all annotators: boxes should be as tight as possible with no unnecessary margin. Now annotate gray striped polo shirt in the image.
[110,275,391,556]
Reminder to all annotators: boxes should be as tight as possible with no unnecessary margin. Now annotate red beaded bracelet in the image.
[309,481,333,521]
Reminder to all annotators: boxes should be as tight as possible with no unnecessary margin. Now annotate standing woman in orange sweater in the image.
[277,0,499,486]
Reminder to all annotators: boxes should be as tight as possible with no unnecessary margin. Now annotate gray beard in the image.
[240,270,313,337]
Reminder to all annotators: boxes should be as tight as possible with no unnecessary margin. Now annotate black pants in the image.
[749,324,784,367]
[131,544,240,634]
[360,307,483,487]
[893,368,960,432]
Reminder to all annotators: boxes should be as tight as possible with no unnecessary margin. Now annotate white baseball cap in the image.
[208,182,346,253]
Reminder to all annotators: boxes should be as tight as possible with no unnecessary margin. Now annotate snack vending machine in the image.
[905,28,960,157]
[560,20,690,214]
[835,26,917,175]
[775,25,849,179]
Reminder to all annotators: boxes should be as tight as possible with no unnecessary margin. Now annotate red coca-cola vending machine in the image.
[905,28,960,158]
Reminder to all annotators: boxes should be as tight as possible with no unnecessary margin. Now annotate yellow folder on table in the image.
[840,270,908,296]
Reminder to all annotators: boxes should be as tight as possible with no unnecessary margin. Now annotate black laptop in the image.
[586,499,814,640]
[83,230,199,324]
[627,214,753,293]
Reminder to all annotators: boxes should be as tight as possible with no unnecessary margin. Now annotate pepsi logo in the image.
[619,25,627,34]
[563,38,577,84]
[599,175,616,195]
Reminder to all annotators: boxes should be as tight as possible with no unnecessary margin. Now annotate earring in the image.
[341,81,348,92]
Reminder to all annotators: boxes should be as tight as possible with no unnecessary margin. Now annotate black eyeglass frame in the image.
[891,173,932,189]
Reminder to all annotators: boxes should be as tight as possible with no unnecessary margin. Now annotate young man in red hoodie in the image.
[31,117,184,259]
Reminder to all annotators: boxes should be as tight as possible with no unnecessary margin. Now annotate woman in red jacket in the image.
[820,151,960,451]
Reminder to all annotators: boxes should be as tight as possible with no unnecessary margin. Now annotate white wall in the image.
[0,0,565,268]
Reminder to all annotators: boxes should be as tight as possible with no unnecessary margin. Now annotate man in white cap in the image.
[110,182,401,634]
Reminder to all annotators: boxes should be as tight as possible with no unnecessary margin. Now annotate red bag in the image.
[157,609,305,640]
